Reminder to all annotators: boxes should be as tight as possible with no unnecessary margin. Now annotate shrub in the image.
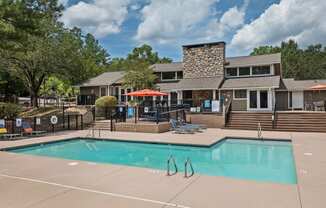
[0,103,22,119]
[95,96,117,108]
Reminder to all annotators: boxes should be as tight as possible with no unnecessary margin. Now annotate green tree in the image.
[123,60,157,90]
[107,44,172,72]
[1,0,63,107]
[56,28,110,85]
[250,40,326,80]
[127,44,172,65]
[114,44,171,89]
[0,0,63,51]
[250,45,281,56]
[107,58,127,71]
[1,0,110,107]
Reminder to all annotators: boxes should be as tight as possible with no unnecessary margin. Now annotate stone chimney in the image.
[182,42,225,79]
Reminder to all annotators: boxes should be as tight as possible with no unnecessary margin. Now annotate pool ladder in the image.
[86,128,101,138]
[167,155,178,176]
[184,157,194,178]
[166,156,195,178]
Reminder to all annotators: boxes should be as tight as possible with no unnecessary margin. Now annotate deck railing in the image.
[272,101,277,129]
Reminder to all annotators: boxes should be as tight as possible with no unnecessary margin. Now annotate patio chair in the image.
[0,124,21,140]
[178,119,207,130]
[22,122,46,136]
[169,119,196,134]
[171,119,204,132]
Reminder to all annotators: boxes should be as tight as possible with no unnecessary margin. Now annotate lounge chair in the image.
[170,119,204,132]
[0,124,21,140]
[169,119,196,134]
[178,119,207,130]
[22,122,46,136]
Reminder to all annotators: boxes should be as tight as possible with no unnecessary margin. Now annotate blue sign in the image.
[204,100,211,108]
[128,107,134,117]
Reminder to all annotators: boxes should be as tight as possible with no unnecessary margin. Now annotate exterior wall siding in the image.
[186,113,224,128]
[275,91,289,110]
[232,100,247,111]
[183,43,225,78]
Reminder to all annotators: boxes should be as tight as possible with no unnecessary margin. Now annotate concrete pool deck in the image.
[0,128,325,208]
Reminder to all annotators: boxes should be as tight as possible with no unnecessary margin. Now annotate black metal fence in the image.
[77,95,97,105]
[1,114,85,134]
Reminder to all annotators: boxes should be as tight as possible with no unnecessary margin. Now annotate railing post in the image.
[75,114,78,130]
[110,110,113,132]
[93,106,96,121]
[176,110,179,121]
[62,103,65,128]
[33,117,37,131]
[81,115,83,130]
[68,115,70,130]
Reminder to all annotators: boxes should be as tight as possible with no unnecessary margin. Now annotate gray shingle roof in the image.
[157,76,223,92]
[221,76,281,89]
[225,53,281,68]
[282,78,326,91]
[151,62,183,72]
[80,71,125,87]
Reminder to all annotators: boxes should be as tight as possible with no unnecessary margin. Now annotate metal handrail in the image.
[224,100,232,127]
[258,122,263,140]
[167,155,178,176]
[184,157,194,178]
[272,101,277,129]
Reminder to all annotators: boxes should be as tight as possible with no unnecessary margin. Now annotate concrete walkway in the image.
[0,129,325,208]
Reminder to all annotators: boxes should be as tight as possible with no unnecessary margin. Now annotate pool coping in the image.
[0,136,292,151]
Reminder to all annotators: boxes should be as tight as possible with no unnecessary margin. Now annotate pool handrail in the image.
[184,157,194,178]
[167,155,178,176]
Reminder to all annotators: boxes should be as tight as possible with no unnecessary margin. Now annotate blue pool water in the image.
[8,138,297,184]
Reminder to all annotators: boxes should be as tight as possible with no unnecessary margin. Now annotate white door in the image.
[292,91,304,109]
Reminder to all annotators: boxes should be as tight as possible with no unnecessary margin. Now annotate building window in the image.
[162,72,176,80]
[234,90,247,99]
[177,71,183,79]
[226,68,237,77]
[239,67,250,76]
[252,65,271,75]
[120,89,125,102]
[100,87,106,97]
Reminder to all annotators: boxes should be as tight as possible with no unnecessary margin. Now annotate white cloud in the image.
[61,0,130,38]
[130,4,141,11]
[58,0,69,7]
[204,1,249,41]
[230,0,326,53]
[135,0,218,43]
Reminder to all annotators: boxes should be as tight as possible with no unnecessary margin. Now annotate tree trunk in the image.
[30,92,39,108]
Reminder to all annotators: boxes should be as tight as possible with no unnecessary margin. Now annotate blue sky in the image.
[60,0,326,61]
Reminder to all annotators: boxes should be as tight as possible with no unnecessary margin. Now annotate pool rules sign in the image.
[50,116,58,133]
[50,116,58,125]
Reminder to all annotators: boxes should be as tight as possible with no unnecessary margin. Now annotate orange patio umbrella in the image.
[310,84,326,90]
[125,89,168,97]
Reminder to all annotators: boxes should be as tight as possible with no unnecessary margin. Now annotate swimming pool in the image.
[7,138,297,184]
